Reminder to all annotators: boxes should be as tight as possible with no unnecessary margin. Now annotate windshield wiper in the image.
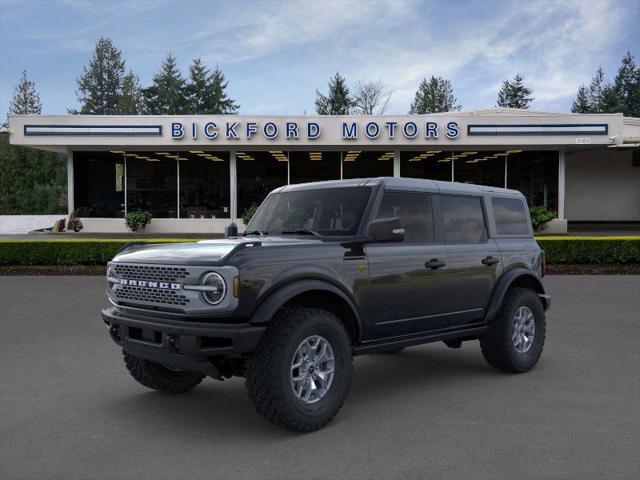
[280,228,321,236]
[244,230,267,236]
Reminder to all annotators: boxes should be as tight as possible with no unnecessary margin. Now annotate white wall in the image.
[81,218,245,234]
[0,215,66,234]
[565,149,640,221]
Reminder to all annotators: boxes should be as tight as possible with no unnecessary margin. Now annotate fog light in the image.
[201,272,226,305]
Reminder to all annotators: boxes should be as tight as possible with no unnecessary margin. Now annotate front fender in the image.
[249,278,362,331]
[485,268,548,322]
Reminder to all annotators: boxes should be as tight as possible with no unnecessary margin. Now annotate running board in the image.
[353,324,488,355]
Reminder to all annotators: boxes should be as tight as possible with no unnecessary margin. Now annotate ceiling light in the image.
[437,159,451,163]
[155,152,170,155]
[146,158,160,162]
[125,153,137,157]
[110,150,125,154]
[189,150,204,154]
[506,150,523,154]
[427,150,442,154]
[135,156,148,159]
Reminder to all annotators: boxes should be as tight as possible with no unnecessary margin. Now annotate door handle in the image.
[425,258,446,270]
[482,256,500,266]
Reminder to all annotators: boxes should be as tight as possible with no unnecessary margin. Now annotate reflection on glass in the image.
[179,151,230,218]
[453,151,505,187]
[73,151,125,217]
[441,195,488,244]
[507,151,558,210]
[126,152,177,218]
[492,197,530,235]
[342,151,394,179]
[237,151,288,217]
[401,150,452,181]
[289,151,340,184]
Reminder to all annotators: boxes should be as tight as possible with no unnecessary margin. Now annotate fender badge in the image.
[358,264,366,273]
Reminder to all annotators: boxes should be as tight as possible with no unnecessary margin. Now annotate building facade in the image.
[8,109,640,234]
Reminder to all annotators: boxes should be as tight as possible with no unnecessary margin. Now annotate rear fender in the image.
[485,268,548,322]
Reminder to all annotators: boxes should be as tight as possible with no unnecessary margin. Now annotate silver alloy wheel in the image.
[290,335,335,404]
[512,306,536,353]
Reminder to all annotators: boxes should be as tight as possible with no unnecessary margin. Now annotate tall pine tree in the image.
[315,73,353,115]
[613,51,640,117]
[409,76,460,114]
[8,70,42,117]
[143,53,188,114]
[116,71,144,114]
[185,59,239,114]
[496,74,534,109]
[571,85,591,113]
[75,38,126,114]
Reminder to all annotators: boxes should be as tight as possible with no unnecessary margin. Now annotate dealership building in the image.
[8,109,640,234]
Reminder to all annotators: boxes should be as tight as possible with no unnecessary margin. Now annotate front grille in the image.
[115,285,190,306]
[113,264,189,282]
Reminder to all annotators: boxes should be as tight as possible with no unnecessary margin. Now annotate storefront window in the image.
[178,151,230,218]
[126,152,177,218]
[237,150,288,217]
[507,151,558,210]
[401,150,452,181]
[453,150,505,187]
[342,150,394,179]
[289,151,341,184]
[73,151,125,217]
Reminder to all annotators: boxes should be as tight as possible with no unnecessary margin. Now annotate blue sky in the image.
[1,0,638,117]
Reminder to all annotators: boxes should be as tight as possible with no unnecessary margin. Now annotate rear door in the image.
[439,194,501,324]
[365,190,450,338]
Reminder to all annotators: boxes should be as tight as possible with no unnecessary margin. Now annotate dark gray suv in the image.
[102,177,550,431]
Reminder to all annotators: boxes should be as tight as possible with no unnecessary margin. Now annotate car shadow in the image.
[99,344,495,438]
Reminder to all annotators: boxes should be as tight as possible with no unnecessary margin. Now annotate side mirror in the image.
[366,217,404,243]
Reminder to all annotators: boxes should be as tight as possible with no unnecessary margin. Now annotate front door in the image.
[365,191,450,338]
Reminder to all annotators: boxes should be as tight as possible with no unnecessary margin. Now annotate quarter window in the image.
[492,197,530,235]
[441,195,487,244]
[375,191,434,243]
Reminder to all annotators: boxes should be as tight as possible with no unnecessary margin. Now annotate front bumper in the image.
[101,307,265,377]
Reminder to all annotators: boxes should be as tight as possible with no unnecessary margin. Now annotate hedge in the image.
[536,237,640,264]
[0,237,639,266]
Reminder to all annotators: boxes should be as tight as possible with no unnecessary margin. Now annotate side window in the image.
[492,197,530,235]
[440,195,488,244]
[375,191,434,243]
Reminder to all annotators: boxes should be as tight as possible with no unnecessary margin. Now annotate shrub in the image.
[125,211,152,232]
[241,204,259,226]
[66,210,83,232]
[537,237,640,264]
[529,207,556,232]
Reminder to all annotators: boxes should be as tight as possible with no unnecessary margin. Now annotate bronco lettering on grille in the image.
[119,279,181,290]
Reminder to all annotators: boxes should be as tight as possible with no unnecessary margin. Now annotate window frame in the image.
[438,193,490,245]
[370,189,441,245]
[487,194,533,238]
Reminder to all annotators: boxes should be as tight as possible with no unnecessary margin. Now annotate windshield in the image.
[246,187,372,237]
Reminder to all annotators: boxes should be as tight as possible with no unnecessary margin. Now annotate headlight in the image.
[201,272,226,305]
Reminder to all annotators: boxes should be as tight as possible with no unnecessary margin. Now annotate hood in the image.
[112,236,324,266]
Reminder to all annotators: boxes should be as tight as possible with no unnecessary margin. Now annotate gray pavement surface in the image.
[1,276,639,480]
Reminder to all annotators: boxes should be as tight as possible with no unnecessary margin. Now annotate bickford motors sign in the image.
[171,119,461,141]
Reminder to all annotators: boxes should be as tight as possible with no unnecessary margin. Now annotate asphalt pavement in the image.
[1,275,639,480]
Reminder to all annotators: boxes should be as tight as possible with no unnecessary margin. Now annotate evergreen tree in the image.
[613,51,640,117]
[315,73,353,115]
[571,85,591,113]
[8,70,42,116]
[496,73,534,109]
[116,71,144,115]
[75,37,126,114]
[143,53,188,114]
[587,66,607,112]
[409,76,460,114]
[185,59,239,114]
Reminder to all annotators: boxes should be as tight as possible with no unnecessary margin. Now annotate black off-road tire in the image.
[479,287,546,373]
[123,350,205,393]
[245,307,353,432]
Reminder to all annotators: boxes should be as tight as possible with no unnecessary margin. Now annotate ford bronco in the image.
[102,177,550,431]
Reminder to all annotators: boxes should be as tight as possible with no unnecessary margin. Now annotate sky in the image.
[0,0,638,117]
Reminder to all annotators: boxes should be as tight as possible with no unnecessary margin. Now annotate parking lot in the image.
[1,275,639,480]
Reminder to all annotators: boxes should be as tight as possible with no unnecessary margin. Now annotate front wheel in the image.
[479,287,546,373]
[245,307,353,432]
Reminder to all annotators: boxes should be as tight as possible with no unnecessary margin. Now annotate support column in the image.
[558,149,565,220]
[393,150,400,177]
[66,149,74,216]
[230,149,237,221]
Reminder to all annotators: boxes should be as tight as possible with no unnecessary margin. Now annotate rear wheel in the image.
[479,287,546,373]
[123,351,205,393]
[245,307,353,432]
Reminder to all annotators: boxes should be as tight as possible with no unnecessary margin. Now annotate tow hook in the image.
[167,335,180,353]
[108,324,121,342]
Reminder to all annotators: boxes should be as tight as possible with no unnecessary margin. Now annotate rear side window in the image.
[440,195,487,244]
[492,197,530,235]
[376,191,435,243]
